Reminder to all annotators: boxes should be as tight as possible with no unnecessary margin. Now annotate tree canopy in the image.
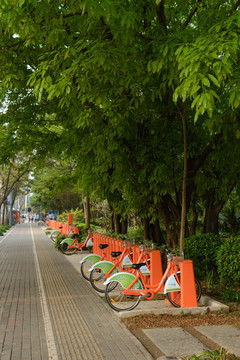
[1,0,240,246]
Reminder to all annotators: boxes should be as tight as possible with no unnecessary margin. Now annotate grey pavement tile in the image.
[196,325,240,357]
[143,327,209,358]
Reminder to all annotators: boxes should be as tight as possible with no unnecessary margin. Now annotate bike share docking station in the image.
[46,218,229,318]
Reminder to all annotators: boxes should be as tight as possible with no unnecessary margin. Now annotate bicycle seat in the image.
[111,251,122,258]
[99,244,109,250]
[59,226,63,229]
[72,233,79,237]
[132,262,146,270]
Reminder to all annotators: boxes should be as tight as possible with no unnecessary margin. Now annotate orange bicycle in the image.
[60,229,94,255]
[104,250,201,311]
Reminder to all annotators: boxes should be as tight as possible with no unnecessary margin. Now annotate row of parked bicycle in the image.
[49,226,202,312]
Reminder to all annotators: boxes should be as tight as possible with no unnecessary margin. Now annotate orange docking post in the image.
[180,260,198,307]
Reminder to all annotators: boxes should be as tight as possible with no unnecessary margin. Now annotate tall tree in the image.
[1,1,240,247]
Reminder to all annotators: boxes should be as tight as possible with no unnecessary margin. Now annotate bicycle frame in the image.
[89,244,132,276]
[60,231,93,250]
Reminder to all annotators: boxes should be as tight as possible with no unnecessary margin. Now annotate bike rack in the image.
[49,218,199,308]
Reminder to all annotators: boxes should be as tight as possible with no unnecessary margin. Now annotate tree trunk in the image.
[143,218,151,241]
[121,216,128,234]
[143,218,165,245]
[158,196,181,249]
[114,212,121,234]
[179,103,187,255]
[83,193,90,229]
[203,205,219,234]
[189,194,198,236]
[203,181,236,235]
[110,215,114,231]
[108,204,114,231]
[150,219,165,246]
[2,202,6,225]
[202,191,220,234]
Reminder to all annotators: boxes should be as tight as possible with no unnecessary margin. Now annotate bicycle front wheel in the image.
[61,241,77,255]
[80,260,94,281]
[105,282,141,312]
[166,273,202,308]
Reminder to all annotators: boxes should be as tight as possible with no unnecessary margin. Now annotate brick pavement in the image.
[0,224,152,360]
[2,224,240,360]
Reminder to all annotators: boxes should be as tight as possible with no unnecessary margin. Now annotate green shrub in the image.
[54,234,66,250]
[125,227,145,243]
[0,225,11,236]
[184,347,238,359]
[216,236,240,286]
[75,223,95,234]
[184,233,222,280]
[1,225,10,231]
[220,288,240,302]
[57,208,84,224]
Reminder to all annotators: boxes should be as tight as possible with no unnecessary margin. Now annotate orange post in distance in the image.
[68,214,73,226]
[180,260,198,308]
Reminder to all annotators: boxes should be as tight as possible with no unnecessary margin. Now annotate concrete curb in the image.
[116,295,229,319]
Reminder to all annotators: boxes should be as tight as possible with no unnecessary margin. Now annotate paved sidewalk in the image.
[0,224,240,360]
[0,224,151,360]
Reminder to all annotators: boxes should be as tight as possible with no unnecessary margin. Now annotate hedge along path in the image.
[31,225,104,360]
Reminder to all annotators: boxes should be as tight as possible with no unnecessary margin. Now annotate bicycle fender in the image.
[89,260,119,275]
[104,272,143,289]
[80,254,102,265]
[60,237,74,245]
[164,273,181,294]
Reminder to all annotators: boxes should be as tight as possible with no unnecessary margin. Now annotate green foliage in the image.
[123,227,145,243]
[75,223,95,235]
[0,225,10,236]
[54,234,66,250]
[184,234,222,280]
[216,236,240,286]
[219,191,240,236]
[184,347,239,359]
[31,162,82,213]
[221,288,240,303]
[57,208,84,224]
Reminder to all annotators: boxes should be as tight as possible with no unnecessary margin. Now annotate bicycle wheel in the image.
[90,269,118,293]
[80,259,94,281]
[90,269,107,293]
[50,231,60,243]
[166,273,202,308]
[61,240,77,255]
[105,281,141,312]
